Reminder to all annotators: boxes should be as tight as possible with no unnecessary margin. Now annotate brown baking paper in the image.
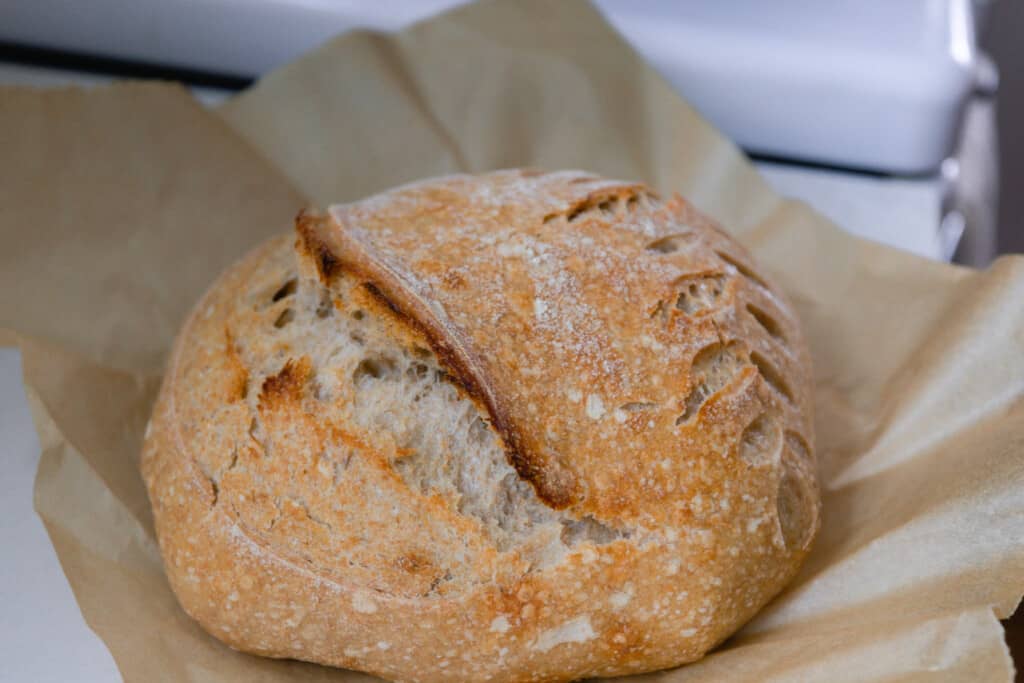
[1,0,1022,680]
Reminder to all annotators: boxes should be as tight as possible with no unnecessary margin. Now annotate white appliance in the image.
[0,0,999,264]
[0,0,988,174]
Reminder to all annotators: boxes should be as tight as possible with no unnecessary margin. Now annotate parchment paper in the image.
[2,1,1021,681]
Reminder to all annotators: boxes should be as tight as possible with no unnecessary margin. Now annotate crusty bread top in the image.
[142,169,819,682]
[303,170,813,529]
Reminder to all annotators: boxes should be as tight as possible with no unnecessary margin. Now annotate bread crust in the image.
[142,170,819,682]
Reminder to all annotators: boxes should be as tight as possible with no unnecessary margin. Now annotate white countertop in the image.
[0,349,121,682]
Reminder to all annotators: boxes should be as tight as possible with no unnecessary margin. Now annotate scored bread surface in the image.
[142,170,819,682]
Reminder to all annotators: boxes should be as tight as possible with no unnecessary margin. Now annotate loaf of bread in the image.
[142,170,819,682]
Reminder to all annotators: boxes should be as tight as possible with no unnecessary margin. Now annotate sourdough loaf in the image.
[141,169,819,682]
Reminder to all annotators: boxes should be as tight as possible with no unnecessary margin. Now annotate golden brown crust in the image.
[142,170,819,682]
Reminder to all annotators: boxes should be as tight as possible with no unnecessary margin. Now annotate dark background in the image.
[981,3,1023,676]
[985,0,1024,256]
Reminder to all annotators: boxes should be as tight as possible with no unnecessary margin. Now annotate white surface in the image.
[0,349,121,683]
[757,162,947,261]
[0,0,470,75]
[599,0,977,173]
[0,0,977,173]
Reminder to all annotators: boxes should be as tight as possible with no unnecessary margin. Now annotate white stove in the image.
[0,0,1002,263]
[0,0,1001,263]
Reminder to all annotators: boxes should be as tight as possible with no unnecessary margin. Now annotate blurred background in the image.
[984,0,1024,256]
[0,0,1020,680]
[1,0,1021,267]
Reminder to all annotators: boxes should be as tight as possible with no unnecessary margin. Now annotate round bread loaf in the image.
[142,170,819,682]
